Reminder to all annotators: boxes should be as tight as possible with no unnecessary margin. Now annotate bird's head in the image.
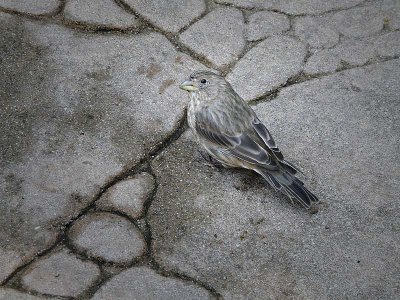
[179,71,231,101]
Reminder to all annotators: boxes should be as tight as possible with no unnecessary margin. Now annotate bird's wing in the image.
[251,117,284,161]
[252,117,304,175]
[194,111,279,169]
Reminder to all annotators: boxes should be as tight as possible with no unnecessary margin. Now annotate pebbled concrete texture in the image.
[1,0,400,298]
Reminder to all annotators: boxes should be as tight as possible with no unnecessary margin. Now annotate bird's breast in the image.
[187,92,202,129]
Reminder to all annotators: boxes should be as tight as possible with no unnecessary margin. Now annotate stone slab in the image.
[180,7,245,67]
[63,0,139,28]
[331,5,384,38]
[305,31,400,74]
[245,11,290,42]
[96,172,155,219]
[124,0,206,33]
[68,212,146,264]
[0,0,59,15]
[91,266,212,300]
[227,35,307,101]
[294,16,339,49]
[21,249,100,298]
[0,288,47,300]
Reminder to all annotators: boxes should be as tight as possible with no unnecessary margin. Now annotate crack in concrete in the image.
[0,1,398,297]
[177,0,213,34]
[149,260,223,299]
[76,266,114,300]
[3,244,70,299]
[247,55,399,106]
[214,0,369,17]
[1,112,224,298]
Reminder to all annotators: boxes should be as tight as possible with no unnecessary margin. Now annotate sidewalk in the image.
[0,0,399,299]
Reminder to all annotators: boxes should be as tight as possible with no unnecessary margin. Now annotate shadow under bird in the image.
[180,71,319,209]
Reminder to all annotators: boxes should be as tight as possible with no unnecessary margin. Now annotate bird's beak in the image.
[179,80,198,92]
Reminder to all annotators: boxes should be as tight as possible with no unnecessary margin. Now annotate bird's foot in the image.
[197,151,223,169]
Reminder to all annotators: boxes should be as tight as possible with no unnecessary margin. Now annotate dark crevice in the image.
[63,211,148,269]
[2,0,397,297]
[163,32,219,71]
[247,55,399,105]
[0,1,63,18]
[177,0,212,34]
[76,266,114,300]
[214,0,369,17]
[1,113,188,283]
[60,20,144,34]
[144,164,222,298]
[1,238,63,286]
[114,0,219,70]
[3,245,72,299]
[0,6,56,20]
[1,113,216,297]
[248,88,281,106]
[54,0,67,16]
[149,260,223,299]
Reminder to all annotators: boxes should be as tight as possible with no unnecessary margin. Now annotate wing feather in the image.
[194,111,278,169]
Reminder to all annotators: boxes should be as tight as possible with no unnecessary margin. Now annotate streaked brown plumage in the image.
[180,71,319,209]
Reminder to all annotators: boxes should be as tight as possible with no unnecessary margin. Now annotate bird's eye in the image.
[200,79,207,84]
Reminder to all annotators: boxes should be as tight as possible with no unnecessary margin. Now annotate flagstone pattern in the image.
[1,0,399,298]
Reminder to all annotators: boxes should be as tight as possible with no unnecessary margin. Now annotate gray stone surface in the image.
[293,0,400,49]
[0,249,23,284]
[2,0,400,299]
[149,60,400,299]
[21,249,100,297]
[294,16,339,49]
[245,11,290,42]
[63,0,139,28]
[180,7,246,67]
[91,266,212,300]
[124,0,206,33]
[97,172,154,219]
[0,0,59,15]
[0,288,47,300]
[68,212,146,264]
[381,0,400,30]
[305,31,400,74]
[215,0,363,14]
[0,12,204,282]
[227,36,307,101]
[331,5,384,38]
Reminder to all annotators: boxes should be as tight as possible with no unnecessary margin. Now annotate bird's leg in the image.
[197,150,223,169]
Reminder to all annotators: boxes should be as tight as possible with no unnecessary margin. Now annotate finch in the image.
[180,71,319,209]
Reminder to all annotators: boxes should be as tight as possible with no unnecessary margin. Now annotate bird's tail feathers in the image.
[280,160,306,177]
[257,169,318,209]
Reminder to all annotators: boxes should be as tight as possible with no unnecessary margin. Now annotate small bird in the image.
[180,71,319,209]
